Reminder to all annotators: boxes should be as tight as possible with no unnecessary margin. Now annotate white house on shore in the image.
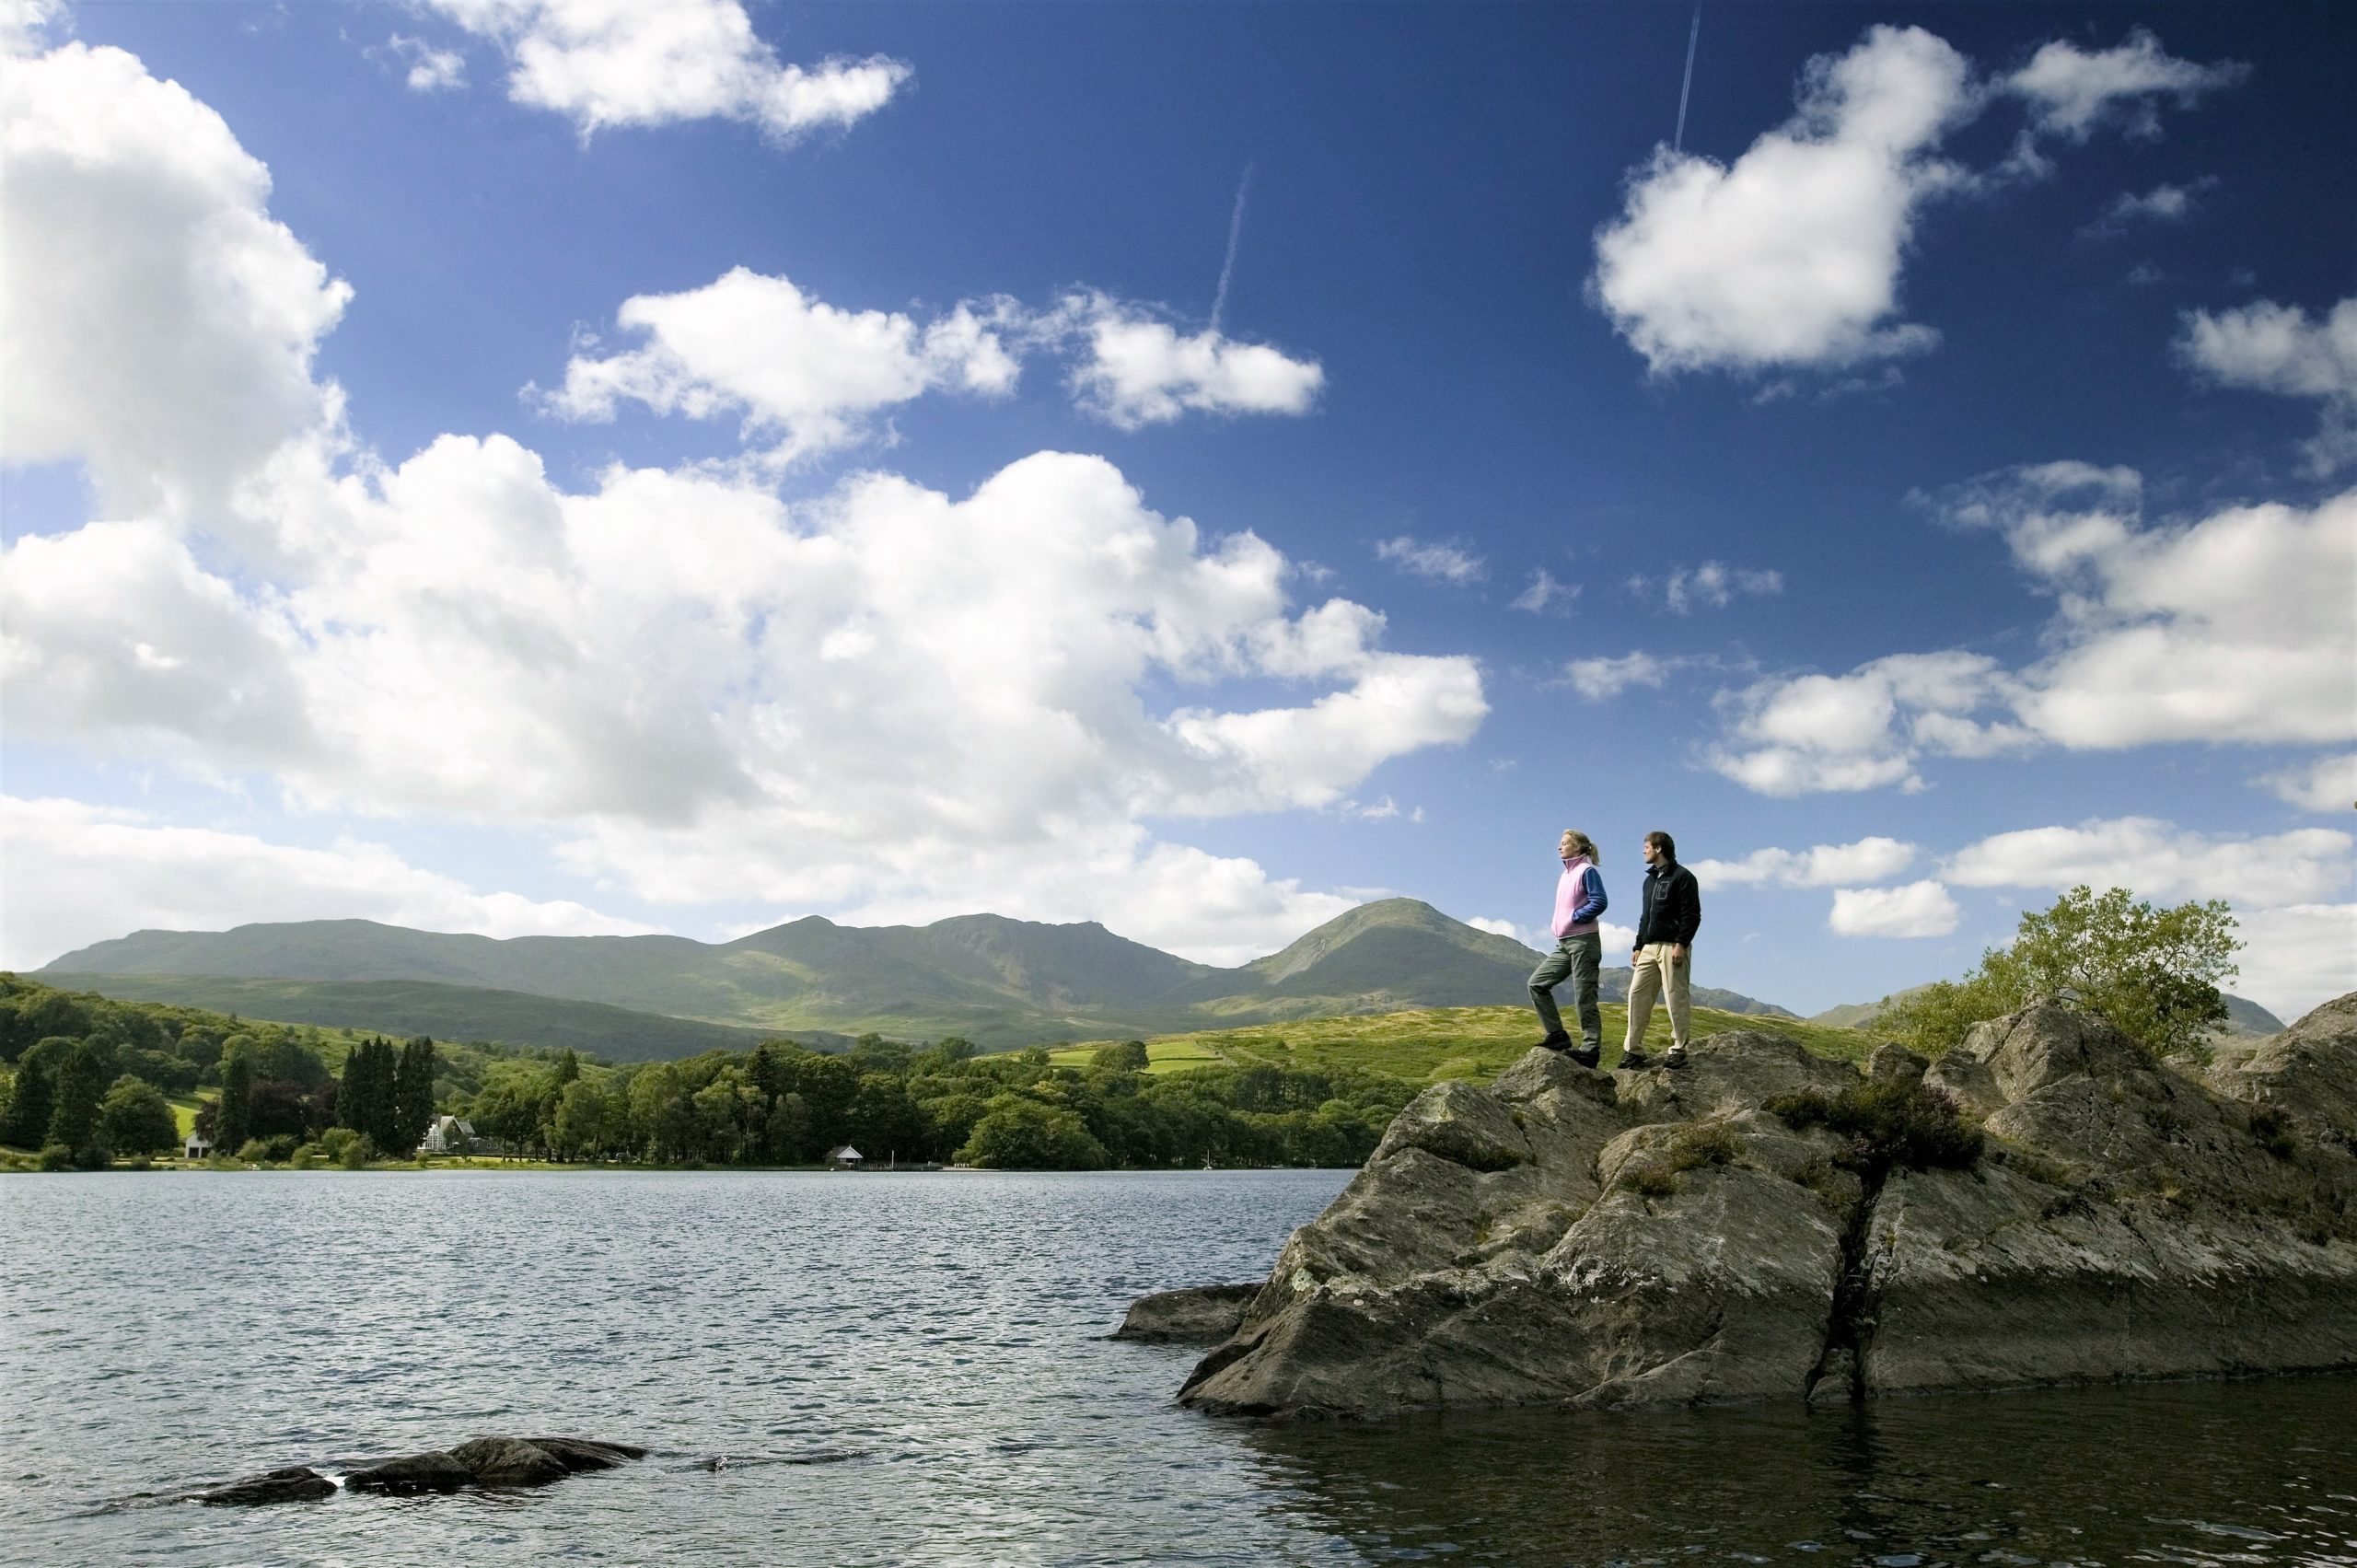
[419,1115,477,1155]
[182,1132,213,1160]
[826,1144,864,1168]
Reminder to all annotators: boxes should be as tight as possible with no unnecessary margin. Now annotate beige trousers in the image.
[1623,943,1692,1051]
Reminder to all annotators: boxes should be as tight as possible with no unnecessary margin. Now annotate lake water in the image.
[4,1169,2351,1567]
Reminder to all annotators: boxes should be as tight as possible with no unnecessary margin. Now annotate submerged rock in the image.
[192,1466,337,1506]
[1169,999,2357,1419]
[1115,1284,1261,1343]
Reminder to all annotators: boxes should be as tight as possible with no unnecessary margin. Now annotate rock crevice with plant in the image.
[1166,992,2357,1419]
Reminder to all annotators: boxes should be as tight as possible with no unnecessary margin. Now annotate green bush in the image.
[1619,1164,1679,1198]
[1876,886,2237,1059]
[1665,1121,1741,1173]
[36,1143,74,1171]
[2247,1107,2297,1161]
[1766,1080,1983,1179]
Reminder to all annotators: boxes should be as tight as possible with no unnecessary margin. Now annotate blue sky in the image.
[3,0,2351,1019]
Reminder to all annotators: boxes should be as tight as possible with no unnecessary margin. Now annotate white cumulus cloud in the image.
[1695,837,1917,888]
[1591,25,2243,380]
[1634,561,1783,614]
[1376,536,1485,585]
[1561,651,1678,703]
[420,0,909,140]
[2177,296,2357,473]
[381,34,469,92]
[1512,569,1576,613]
[1590,25,1971,374]
[0,796,658,971]
[1942,818,2354,910]
[1710,651,2031,795]
[1713,468,2357,794]
[2258,753,2357,814]
[0,37,352,522]
[546,267,1020,466]
[1057,292,1324,430]
[2003,28,2247,141]
[1829,880,1961,938]
[5,445,1487,949]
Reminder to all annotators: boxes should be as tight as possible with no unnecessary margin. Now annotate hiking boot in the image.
[1619,1048,1655,1070]
[1535,1031,1573,1052]
[1567,1043,1602,1070]
[1664,1048,1690,1071]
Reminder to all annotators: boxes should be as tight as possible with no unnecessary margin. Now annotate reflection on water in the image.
[1236,1378,2357,1566]
[3,1169,2351,1566]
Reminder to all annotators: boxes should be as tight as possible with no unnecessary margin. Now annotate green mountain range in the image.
[36,898,1792,1055]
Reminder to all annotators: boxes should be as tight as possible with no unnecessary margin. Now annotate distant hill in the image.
[1049,1002,1868,1085]
[34,974,842,1062]
[1809,984,2286,1039]
[40,899,1795,1054]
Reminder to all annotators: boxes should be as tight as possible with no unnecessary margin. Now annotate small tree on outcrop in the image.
[1878,885,2238,1058]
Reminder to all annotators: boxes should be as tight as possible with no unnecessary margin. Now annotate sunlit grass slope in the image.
[1050,1004,1870,1084]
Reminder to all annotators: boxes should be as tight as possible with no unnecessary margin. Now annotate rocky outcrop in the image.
[1115,1283,1261,1343]
[1172,998,2357,1419]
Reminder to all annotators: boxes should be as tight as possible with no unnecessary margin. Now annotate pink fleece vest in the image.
[1554,855,1600,938]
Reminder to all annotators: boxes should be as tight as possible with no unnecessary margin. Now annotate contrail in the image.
[1673,7,1701,152]
[1211,161,1255,334]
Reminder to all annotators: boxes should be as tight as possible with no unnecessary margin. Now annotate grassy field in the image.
[1048,1002,1872,1083]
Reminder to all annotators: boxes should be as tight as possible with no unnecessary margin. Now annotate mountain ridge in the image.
[36,899,1794,1053]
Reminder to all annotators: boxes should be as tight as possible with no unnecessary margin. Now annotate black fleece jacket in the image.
[1633,860,1701,948]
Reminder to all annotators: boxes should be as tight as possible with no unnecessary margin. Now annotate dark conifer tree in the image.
[392,1037,437,1152]
[0,1052,55,1147]
[217,1052,254,1151]
[45,1041,110,1154]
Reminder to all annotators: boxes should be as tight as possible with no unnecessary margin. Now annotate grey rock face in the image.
[1174,1001,2357,1419]
[1115,1284,1261,1343]
[344,1450,474,1493]
[192,1466,337,1505]
[520,1436,647,1471]
[450,1436,570,1486]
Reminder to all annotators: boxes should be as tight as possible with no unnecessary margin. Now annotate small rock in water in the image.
[344,1451,474,1494]
[192,1466,337,1506]
[1112,1283,1260,1344]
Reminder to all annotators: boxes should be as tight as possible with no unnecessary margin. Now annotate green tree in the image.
[340,1039,398,1148]
[956,1095,1108,1170]
[46,1041,110,1156]
[216,1051,255,1151]
[1096,1040,1150,1073]
[391,1037,438,1153]
[1878,885,2239,1059]
[551,1077,615,1162]
[0,1040,64,1147]
[96,1075,180,1156]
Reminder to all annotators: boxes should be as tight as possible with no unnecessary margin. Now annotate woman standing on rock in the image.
[1529,830,1608,1067]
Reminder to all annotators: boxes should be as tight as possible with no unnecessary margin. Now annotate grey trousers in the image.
[1528,932,1603,1047]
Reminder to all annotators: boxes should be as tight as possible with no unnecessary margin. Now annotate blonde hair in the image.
[1560,830,1599,865]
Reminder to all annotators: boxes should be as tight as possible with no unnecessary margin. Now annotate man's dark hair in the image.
[1645,830,1676,862]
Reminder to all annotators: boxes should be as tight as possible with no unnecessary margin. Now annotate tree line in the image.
[459,1035,1417,1169]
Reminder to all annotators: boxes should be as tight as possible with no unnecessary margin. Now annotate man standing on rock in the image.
[1621,830,1700,1071]
[1529,830,1608,1067]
